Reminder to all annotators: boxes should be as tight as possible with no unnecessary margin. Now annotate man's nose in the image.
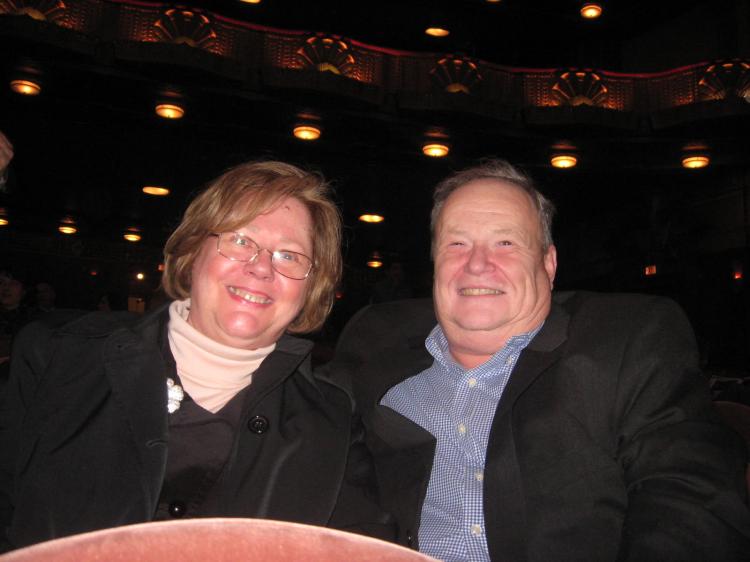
[465,245,493,274]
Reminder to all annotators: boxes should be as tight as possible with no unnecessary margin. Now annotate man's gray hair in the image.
[430,158,556,251]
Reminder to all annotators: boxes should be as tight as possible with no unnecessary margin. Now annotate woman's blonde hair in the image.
[162,161,342,334]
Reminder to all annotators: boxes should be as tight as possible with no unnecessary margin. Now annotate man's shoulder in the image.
[551,290,692,347]
[554,290,685,320]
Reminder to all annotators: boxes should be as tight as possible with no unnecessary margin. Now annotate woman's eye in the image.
[276,251,300,263]
[233,236,250,247]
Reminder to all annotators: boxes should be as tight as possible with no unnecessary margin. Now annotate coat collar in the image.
[492,299,570,420]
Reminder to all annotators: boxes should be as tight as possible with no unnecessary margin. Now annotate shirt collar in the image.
[425,322,543,373]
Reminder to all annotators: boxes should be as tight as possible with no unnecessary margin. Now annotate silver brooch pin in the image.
[167,378,184,413]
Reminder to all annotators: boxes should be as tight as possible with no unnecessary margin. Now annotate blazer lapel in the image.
[494,302,569,420]
[102,309,169,504]
[484,301,570,562]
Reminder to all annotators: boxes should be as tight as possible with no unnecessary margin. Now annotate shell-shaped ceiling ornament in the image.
[698,59,750,102]
[430,55,483,94]
[296,34,356,76]
[153,7,217,50]
[0,0,66,22]
[551,69,608,107]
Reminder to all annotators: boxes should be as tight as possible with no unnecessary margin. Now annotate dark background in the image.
[1,0,749,371]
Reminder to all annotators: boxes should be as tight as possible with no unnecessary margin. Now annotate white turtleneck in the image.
[167,299,275,413]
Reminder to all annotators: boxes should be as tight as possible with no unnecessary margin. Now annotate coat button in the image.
[406,530,414,547]
[248,415,269,434]
[168,501,187,518]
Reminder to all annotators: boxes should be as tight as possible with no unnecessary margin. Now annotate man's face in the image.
[433,179,557,367]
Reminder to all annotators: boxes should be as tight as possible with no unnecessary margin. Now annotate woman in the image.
[0,161,387,551]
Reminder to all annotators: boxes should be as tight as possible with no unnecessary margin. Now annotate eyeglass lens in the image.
[217,233,312,280]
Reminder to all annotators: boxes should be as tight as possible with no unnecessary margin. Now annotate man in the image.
[328,159,750,561]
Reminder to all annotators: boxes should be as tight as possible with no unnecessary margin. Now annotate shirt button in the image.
[168,501,187,518]
[248,415,269,434]
[467,377,477,388]
[458,423,467,435]
[471,524,483,536]
[505,356,513,366]
[475,470,484,482]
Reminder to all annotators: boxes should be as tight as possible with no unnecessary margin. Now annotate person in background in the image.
[328,158,750,561]
[0,131,12,192]
[32,282,56,314]
[0,274,28,365]
[0,161,388,552]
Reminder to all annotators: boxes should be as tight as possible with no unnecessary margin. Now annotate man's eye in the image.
[498,240,513,247]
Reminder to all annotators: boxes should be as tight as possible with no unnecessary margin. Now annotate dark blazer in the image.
[0,304,387,552]
[327,291,750,561]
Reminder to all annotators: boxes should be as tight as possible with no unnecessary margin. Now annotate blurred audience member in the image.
[371,261,413,304]
[0,273,28,364]
[0,132,13,193]
[33,282,56,313]
[97,291,128,312]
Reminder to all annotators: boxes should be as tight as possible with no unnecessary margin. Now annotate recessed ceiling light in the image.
[10,79,41,95]
[155,103,184,119]
[422,143,449,157]
[143,186,170,196]
[425,27,450,37]
[293,125,321,140]
[550,154,578,168]
[682,155,710,169]
[359,214,385,223]
[580,3,602,19]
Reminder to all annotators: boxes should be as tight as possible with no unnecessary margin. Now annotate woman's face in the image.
[188,196,313,349]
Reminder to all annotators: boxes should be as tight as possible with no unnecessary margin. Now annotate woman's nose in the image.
[244,249,274,278]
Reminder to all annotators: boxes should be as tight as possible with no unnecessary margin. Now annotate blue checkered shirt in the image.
[381,323,540,562]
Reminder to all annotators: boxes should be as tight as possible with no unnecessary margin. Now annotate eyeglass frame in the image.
[208,232,314,280]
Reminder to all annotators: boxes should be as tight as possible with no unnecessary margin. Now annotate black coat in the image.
[327,291,750,561]
[0,304,388,551]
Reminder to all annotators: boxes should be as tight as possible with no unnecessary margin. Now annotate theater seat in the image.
[1,519,437,562]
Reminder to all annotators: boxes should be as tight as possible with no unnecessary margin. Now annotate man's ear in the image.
[544,245,557,286]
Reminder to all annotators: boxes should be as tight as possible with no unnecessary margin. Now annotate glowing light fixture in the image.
[734,270,743,281]
[124,228,142,242]
[10,79,41,95]
[367,251,384,269]
[157,263,165,272]
[681,155,710,169]
[58,216,77,235]
[644,265,657,276]
[155,103,184,119]
[580,3,602,19]
[550,154,578,168]
[239,0,261,3]
[422,143,450,157]
[136,272,145,281]
[143,185,170,196]
[359,213,385,223]
[293,125,321,141]
[425,27,450,37]
[0,216,7,226]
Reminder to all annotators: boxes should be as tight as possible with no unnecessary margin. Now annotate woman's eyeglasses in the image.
[210,232,313,280]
